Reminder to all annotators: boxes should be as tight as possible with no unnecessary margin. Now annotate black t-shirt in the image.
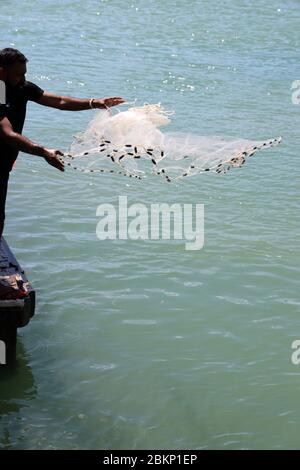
[0,81,44,172]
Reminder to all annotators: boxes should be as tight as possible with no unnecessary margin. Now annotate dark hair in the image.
[0,48,28,67]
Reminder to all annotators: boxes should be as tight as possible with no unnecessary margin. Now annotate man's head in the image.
[0,48,28,88]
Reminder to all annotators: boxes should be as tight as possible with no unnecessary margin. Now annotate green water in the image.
[0,0,300,450]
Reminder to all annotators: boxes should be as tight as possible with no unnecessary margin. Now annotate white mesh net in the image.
[62,104,281,182]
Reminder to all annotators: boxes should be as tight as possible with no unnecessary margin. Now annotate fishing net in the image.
[61,104,281,182]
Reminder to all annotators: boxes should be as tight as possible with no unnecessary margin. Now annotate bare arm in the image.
[0,116,64,171]
[0,115,48,156]
[37,92,125,111]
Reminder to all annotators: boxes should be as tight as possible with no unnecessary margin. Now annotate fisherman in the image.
[0,47,125,240]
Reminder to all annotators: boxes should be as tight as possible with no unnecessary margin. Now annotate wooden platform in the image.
[0,238,35,365]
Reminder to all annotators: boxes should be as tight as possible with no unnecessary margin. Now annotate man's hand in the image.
[43,148,65,172]
[94,97,125,109]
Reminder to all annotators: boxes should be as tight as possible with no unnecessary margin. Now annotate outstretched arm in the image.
[0,116,64,171]
[37,92,125,111]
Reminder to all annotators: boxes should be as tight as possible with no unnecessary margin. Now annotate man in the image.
[0,47,125,240]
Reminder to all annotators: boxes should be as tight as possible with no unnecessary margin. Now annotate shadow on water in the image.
[0,338,36,449]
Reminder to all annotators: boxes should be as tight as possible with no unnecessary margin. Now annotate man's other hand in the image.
[43,149,65,172]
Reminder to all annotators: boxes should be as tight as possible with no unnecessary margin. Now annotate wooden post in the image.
[0,238,35,366]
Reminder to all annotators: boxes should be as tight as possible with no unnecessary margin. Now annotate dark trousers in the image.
[0,170,9,228]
